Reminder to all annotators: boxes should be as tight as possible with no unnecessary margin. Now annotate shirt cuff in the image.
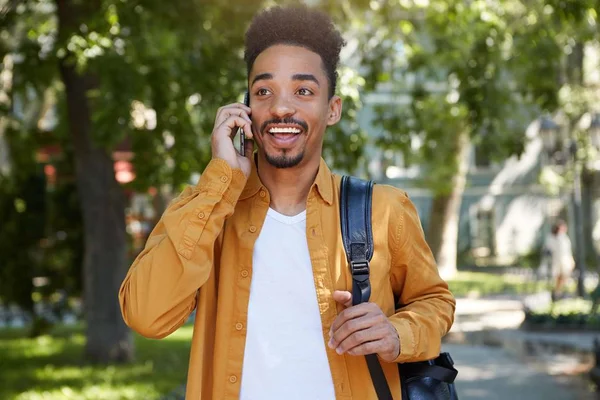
[196,158,247,205]
[388,318,416,363]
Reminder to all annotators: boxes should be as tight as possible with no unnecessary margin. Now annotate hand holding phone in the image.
[209,94,253,177]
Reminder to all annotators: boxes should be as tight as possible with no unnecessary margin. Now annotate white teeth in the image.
[269,127,301,134]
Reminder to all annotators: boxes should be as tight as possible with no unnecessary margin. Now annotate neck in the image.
[256,154,320,216]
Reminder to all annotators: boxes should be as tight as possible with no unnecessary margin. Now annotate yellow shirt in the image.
[119,157,455,400]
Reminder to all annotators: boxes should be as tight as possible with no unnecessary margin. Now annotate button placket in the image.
[307,202,352,397]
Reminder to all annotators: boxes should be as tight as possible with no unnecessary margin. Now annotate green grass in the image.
[0,324,192,400]
[447,271,552,298]
[523,297,600,330]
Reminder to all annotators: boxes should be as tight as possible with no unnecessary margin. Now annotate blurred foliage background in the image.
[0,0,599,398]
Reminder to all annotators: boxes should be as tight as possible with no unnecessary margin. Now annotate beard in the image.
[264,148,305,169]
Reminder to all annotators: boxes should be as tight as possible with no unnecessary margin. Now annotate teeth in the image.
[269,127,301,134]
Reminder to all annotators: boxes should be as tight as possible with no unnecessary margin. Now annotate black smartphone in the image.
[239,91,249,156]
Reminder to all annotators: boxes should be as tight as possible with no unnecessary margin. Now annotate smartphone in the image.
[239,91,250,156]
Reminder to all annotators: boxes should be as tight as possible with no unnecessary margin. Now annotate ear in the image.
[326,95,342,126]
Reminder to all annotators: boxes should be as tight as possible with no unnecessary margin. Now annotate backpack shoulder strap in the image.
[340,175,374,305]
[339,175,393,400]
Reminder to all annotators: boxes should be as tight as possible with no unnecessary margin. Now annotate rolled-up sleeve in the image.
[119,158,246,339]
[387,192,456,363]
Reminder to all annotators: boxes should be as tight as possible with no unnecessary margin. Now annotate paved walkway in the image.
[452,293,600,353]
[445,293,596,400]
[445,343,592,400]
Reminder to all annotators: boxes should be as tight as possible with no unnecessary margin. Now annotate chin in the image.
[264,150,305,169]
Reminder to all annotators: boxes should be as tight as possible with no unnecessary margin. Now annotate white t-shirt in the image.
[239,208,336,400]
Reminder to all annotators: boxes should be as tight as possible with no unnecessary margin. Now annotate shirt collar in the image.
[239,155,334,205]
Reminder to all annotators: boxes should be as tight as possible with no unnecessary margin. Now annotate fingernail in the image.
[328,339,333,348]
[336,347,342,355]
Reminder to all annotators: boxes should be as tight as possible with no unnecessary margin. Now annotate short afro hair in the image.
[244,5,346,99]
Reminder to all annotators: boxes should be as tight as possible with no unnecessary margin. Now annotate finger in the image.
[333,290,352,308]
[216,115,252,140]
[346,339,386,357]
[215,110,251,130]
[216,105,251,121]
[335,325,388,355]
[232,101,252,112]
[219,103,252,113]
[242,121,254,141]
[215,106,251,127]
[329,313,381,349]
[243,138,254,159]
[329,303,373,336]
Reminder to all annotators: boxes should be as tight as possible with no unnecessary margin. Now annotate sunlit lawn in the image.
[448,271,552,298]
[0,324,192,400]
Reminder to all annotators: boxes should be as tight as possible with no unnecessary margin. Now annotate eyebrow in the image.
[292,73,320,86]
[251,73,273,87]
[250,73,321,87]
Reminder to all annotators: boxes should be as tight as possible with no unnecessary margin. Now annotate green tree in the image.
[356,0,598,276]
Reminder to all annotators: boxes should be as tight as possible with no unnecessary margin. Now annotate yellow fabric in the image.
[119,157,455,399]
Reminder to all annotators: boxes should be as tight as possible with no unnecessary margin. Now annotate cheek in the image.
[250,117,264,137]
[307,114,330,135]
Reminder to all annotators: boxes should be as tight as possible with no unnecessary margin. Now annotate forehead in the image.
[250,44,326,81]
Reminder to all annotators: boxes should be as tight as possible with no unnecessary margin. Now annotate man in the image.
[119,5,455,400]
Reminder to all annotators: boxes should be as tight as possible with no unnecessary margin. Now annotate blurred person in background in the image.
[544,219,575,301]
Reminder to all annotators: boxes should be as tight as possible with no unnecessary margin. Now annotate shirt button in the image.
[240,270,249,278]
[198,212,205,219]
[229,375,237,383]
[259,190,266,198]
[220,176,228,183]
[235,323,243,331]
[249,225,257,233]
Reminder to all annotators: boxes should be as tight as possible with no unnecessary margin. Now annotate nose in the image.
[269,94,296,119]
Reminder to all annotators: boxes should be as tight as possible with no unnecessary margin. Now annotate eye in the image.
[256,88,271,96]
[297,88,313,96]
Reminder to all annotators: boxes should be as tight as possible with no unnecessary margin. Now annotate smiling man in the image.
[119,5,455,400]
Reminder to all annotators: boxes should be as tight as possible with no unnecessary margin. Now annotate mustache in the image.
[260,118,308,133]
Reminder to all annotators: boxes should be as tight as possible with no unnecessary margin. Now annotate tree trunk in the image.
[427,132,471,279]
[0,53,13,176]
[56,0,133,363]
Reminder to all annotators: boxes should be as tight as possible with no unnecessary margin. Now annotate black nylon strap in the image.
[399,363,458,383]
[340,176,393,400]
[366,354,394,400]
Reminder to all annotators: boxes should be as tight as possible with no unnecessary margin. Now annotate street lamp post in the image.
[590,113,600,149]
[572,143,586,297]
